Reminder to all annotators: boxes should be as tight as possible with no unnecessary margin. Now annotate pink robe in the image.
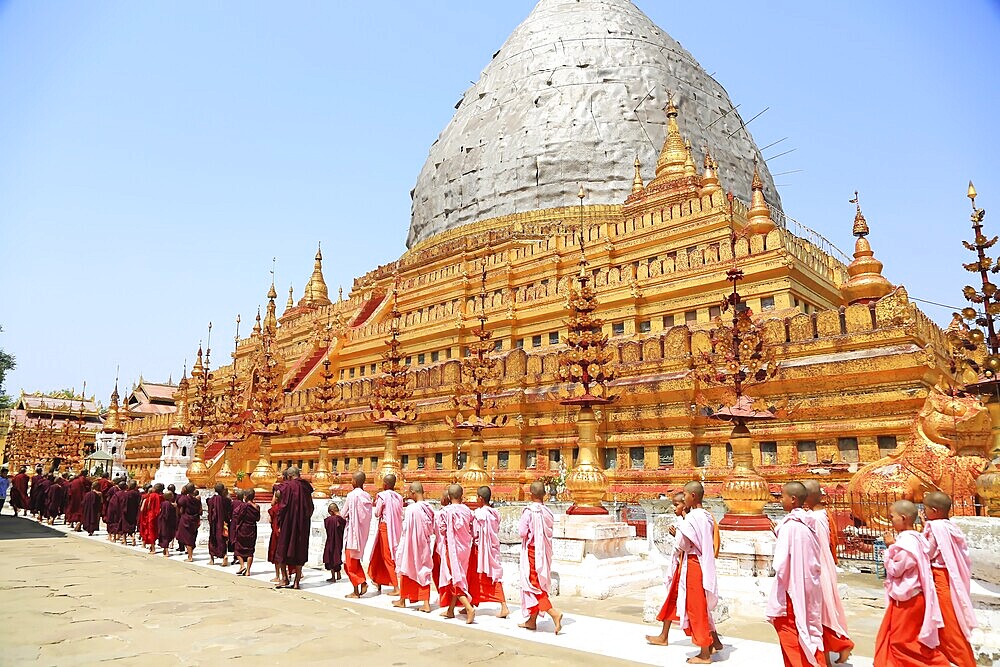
[342,487,373,561]
[767,508,824,666]
[811,508,850,640]
[472,505,504,583]
[374,489,404,553]
[396,500,435,586]
[884,530,944,649]
[676,508,719,634]
[924,519,977,641]
[518,502,554,613]
[437,503,474,593]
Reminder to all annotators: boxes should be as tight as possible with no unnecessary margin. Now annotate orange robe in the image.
[656,566,681,622]
[874,593,950,667]
[345,556,366,586]
[398,574,430,602]
[524,545,551,615]
[368,522,399,589]
[931,568,976,667]
[469,544,505,605]
[773,594,824,667]
[681,555,712,648]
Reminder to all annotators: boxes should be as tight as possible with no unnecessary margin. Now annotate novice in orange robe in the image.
[646,491,685,646]
[676,481,722,664]
[767,482,824,667]
[368,474,403,594]
[802,480,853,665]
[873,500,949,666]
[342,471,373,598]
[393,482,435,612]
[517,481,563,634]
[922,492,977,667]
[470,486,510,618]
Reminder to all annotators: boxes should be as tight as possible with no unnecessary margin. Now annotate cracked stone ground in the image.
[0,516,643,667]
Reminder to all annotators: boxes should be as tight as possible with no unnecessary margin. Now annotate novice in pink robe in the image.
[343,472,373,597]
[676,481,720,663]
[393,482,435,612]
[517,481,563,634]
[368,477,404,592]
[767,483,824,667]
[437,484,476,622]
[922,491,977,667]
[471,486,510,618]
[874,500,948,667]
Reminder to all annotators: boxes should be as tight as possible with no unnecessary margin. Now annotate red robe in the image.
[45,480,66,520]
[268,501,284,564]
[276,479,314,567]
[139,491,163,545]
[176,494,202,548]
[206,494,232,558]
[323,515,346,573]
[157,500,178,549]
[64,476,89,523]
[81,489,102,534]
[232,501,260,559]
[10,473,29,510]
[121,489,141,535]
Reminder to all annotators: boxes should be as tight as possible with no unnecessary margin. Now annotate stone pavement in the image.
[0,510,875,666]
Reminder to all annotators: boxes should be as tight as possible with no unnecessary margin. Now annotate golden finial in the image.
[653,93,692,183]
[683,141,697,177]
[286,285,294,311]
[842,198,893,305]
[264,273,278,334]
[631,156,644,193]
[745,158,776,235]
[103,381,122,433]
[968,180,978,203]
[192,344,204,378]
[700,147,721,195]
[338,286,343,302]
[252,307,262,336]
[299,242,332,308]
[849,191,870,238]
[578,185,586,201]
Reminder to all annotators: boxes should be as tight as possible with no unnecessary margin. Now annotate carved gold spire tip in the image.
[745,158,776,235]
[842,196,892,305]
[850,191,870,238]
[653,92,693,184]
[631,156,644,193]
[968,180,977,202]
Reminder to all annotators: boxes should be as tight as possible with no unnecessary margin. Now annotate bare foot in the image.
[346,592,360,599]
[391,600,406,608]
[550,610,563,635]
[387,588,399,596]
[441,610,456,619]
[420,603,431,613]
[498,606,510,619]
[646,635,669,646]
[466,608,476,624]
[836,650,852,665]
[186,557,194,562]
[359,582,368,597]
[270,577,280,583]
[711,633,724,652]
[686,656,712,665]
[518,621,537,631]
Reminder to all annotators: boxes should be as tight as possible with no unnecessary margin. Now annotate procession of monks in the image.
[7,463,980,664]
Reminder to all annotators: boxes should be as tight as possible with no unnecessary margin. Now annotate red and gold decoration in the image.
[693,202,779,529]
[558,187,617,515]
[310,351,346,499]
[446,260,507,503]
[213,315,246,490]
[186,324,216,488]
[248,311,285,492]
[369,285,416,485]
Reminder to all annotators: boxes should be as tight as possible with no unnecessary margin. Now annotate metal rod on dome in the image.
[726,107,769,138]
[631,88,657,150]
[759,137,788,153]
[705,103,741,130]
[765,147,797,162]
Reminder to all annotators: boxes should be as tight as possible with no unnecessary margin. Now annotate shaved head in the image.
[353,471,366,487]
[783,482,807,504]
[286,466,301,479]
[892,499,919,522]
[448,484,463,501]
[684,481,704,500]
[529,480,546,500]
[923,491,952,514]
[409,481,424,495]
[478,486,492,503]
[802,480,822,507]
[383,473,397,490]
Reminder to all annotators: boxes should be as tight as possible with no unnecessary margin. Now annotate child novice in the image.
[323,502,346,583]
[646,491,686,646]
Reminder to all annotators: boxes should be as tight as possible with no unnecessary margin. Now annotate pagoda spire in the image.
[653,95,690,182]
[683,141,697,178]
[264,278,278,334]
[103,382,122,434]
[631,156,644,193]
[842,192,893,305]
[699,148,721,195]
[169,368,191,435]
[299,242,332,307]
[285,285,294,311]
[252,307,262,337]
[745,159,777,235]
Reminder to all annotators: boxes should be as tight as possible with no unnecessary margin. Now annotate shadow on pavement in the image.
[0,515,68,541]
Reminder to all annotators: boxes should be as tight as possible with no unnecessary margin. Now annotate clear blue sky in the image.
[1,1,998,405]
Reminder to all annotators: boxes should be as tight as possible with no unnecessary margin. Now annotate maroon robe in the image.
[267,501,284,564]
[65,476,88,523]
[31,476,50,515]
[229,499,246,550]
[157,500,179,549]
[206,494,232,558]
[121,489,142,535]
[323,514,347,572]
[176,494,202,548]
[101,484,118,523]
[11,473,29,510]
[82,489,102,534]
[232,501,260,559]
[45,480,66,520]
[276,478,314,567]
[106,490,126,534]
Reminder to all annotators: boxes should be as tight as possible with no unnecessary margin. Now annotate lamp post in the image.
[447,260,507,503]
[558,187,617,515]
[370,282,416,486]
[692,201,779,530]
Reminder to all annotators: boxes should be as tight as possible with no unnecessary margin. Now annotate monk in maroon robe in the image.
[106,482,127,541]
[10,467,29,516]
[323,503,346,582]
[65,472,89,530]
[232,489,260,575]
[157,492,179,555]
[207,484,233,566]
[275,467,314,589]
[229,489,246,552]
[31,471,49,520]
[101,478,119,530]
[45,475,66,525]
[82,484,102,535]
[268,486,286,583]
[176,484,202,561]
[121,481,142,545]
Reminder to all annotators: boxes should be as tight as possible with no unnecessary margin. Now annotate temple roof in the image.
[407,0,781,248]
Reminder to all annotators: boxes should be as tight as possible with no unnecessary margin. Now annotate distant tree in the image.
[0,325,14,409]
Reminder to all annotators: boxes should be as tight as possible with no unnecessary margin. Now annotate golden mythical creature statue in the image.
[847,385,993,527]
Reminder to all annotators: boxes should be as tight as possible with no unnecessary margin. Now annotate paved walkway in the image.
[0,510,874,666]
